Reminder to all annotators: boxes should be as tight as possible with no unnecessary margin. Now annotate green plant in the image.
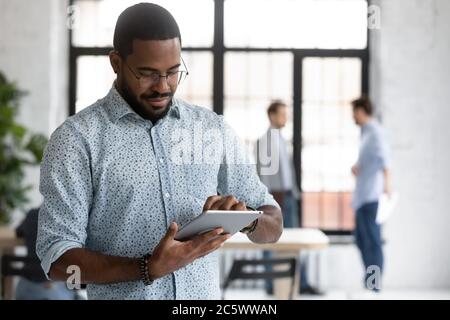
[0,71,48,225]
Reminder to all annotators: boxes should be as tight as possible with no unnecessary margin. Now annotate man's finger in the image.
[163,222,178,241]
[219,196,240,210]
[231,201,246,211]
[199,234,231,258]
[210,196,237,210]
[191,227,224,247]
[203,195,223,211]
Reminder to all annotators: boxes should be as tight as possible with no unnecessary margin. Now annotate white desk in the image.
[221,228,329,299]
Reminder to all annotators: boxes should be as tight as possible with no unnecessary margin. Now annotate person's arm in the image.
[49,222,229,284]
[48,248,140,284]
[351,164,359,176]
[50,222,230,284]
[383,168,392,197]
[375,128,392,196]
[248,204,282,243]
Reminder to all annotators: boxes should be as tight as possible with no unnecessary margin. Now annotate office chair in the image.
[222,257,297,300]
[1,254,36,299]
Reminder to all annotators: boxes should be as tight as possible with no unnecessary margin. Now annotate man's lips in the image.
[144,96,170,108]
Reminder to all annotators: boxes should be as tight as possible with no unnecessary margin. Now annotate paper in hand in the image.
[376,192,398,224]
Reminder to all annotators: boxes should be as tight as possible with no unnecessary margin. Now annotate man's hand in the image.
[383,168,392,198]
[203,195,256,229]
[202,195,282,244]
[351,164,359,176]
[203,195,247,211]
[148,222,230,280]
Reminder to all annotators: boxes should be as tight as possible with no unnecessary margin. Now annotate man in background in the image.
[257,100,321,295]
[351,96,392,291]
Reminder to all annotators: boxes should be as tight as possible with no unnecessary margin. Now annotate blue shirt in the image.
[352,120,390,210]
[36,86,279,300]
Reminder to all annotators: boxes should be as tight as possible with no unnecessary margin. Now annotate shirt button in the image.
[165,192,170,198]
[159,158,164,164]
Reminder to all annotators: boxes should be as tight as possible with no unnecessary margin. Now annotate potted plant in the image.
[0,71,48,225]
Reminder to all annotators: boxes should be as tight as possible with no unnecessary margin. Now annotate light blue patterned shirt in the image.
[36,86,279,300]
[352,120,390,210]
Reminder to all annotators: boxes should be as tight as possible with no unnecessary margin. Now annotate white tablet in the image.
[175,210,263,241]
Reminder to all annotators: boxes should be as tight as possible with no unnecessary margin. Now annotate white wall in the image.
[372,0,450,289]
[322,0,450,290]
[0,0,69,223]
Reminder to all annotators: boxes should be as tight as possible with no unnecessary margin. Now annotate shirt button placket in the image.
[150,128,175,227]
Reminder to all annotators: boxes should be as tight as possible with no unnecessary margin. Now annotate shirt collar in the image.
[105,84,182,124]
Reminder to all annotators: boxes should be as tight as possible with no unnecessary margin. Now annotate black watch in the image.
[240,206,259,234]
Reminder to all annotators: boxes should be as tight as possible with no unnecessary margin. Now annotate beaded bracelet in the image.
[140,253,154,286]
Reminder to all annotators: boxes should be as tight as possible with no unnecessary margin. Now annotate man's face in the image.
[269,105,287,129]
[353,108,365,126]
[112,38,181,122]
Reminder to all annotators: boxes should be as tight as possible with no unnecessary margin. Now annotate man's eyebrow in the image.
[136,63,181,72]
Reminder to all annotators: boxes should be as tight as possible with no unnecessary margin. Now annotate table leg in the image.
[273,250,300,300]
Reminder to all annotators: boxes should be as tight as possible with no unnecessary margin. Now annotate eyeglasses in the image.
[125,56,189,88]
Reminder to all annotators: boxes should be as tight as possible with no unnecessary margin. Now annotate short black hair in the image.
[113,3,181,58]
[267,100,286,116]
[351,96,373,116]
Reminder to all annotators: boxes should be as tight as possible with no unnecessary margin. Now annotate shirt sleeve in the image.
[36,121,92,277]
[373,129,391,170]
[217,117,281,210]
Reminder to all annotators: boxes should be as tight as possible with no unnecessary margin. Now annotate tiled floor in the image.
[224,288,450,300]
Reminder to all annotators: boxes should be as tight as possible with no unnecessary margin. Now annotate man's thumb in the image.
[165,222,178,239]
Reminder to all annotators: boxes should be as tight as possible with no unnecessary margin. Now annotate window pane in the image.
[224,52,293,156]
[301,57,361,230]
[76,56,115,113]
[225,0,367,49]
[72,0,214,47]
[176,51,213,109]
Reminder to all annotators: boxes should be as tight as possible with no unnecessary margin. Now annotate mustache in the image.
[142,92,173,99]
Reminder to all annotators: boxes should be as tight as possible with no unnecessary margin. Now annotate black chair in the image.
[1,254,37,299]
[222,257,297,300]
[1,255,37,277]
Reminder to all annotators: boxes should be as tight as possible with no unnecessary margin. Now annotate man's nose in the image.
[152,75,170,92]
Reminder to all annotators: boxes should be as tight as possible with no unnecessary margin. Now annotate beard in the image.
[118,77,173,124]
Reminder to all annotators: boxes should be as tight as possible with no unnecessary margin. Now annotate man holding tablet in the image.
[36,3,282,300]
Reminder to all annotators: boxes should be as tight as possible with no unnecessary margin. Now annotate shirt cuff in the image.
[40,240,83,280]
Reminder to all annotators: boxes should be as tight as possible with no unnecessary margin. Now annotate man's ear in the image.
[109,50,121,74]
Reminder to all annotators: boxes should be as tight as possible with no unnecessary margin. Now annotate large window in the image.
[301,57,362,231]
[69,0,369,234]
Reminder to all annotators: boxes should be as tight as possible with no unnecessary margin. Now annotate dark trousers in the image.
[354,201,383,289]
